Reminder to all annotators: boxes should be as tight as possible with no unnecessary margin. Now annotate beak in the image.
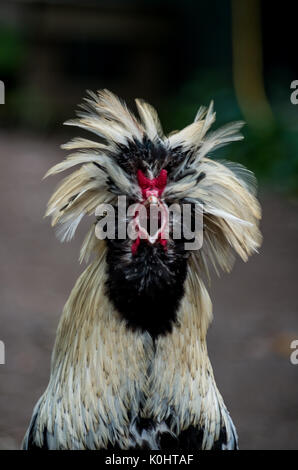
[145,195,160,206]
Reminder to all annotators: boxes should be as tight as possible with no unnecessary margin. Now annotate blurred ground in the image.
[0,132,297,450]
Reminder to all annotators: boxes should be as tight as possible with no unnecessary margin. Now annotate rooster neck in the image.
[24,256,238,449]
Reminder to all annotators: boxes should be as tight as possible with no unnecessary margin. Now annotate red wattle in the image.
[132,169,168,255]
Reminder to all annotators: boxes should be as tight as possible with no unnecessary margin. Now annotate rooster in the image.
[23,90,261,450]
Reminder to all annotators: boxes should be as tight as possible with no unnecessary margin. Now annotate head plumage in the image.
[45,89,261,277]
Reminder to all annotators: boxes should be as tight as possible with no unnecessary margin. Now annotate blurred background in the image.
[0,0,297,450]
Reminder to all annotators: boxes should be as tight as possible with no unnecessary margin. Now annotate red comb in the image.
[137,169,167,198]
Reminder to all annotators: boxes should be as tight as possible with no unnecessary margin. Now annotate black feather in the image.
[106,240,189,338]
